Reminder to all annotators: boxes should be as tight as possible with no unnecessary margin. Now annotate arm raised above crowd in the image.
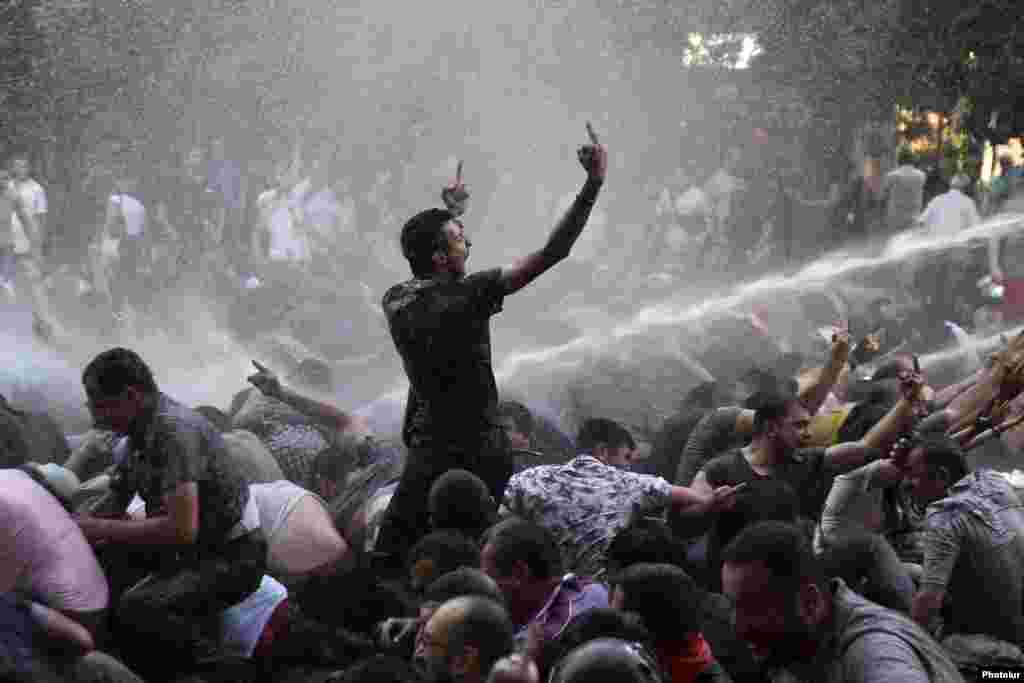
[798,325,853,416]
[247,360,368,435]
[824,372,924,471]
[499,123,607,295]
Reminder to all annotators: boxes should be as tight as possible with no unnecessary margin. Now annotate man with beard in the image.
[721,521,962,682]
[375,123,607,562]
[905,436,1024,647]
[415,596,515,683]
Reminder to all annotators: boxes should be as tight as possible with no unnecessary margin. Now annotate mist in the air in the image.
[4,0,1023,443]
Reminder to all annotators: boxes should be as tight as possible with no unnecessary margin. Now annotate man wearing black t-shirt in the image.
[687,376,922,589]
[375,124,608,559]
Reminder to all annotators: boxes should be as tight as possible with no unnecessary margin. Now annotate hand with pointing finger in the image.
[247,360,283,400]
[441,159,470,217]
[577,121,607,183]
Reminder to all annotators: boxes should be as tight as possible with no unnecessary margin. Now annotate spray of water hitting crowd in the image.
[1,0,1023,440]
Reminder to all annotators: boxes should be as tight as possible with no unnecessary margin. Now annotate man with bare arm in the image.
[375,124,608,563]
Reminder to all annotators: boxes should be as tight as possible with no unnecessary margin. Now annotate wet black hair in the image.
[913,434,969,486]
[82,347,158,398]
[611,563,704,638]
[408,531,481,588]
[482,517,563,580]
[606,518,690,574]
[577,418,636,452]
[428,469,496,537]
[400,208,455,277]
[721,521,824,593]
[716,479,800,552]
[497,400,534,436]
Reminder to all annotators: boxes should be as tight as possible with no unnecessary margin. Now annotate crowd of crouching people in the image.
[8,323,1024,683]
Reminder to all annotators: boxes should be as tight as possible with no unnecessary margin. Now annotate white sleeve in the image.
[32,184,47,214]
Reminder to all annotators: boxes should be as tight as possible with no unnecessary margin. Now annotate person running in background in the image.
[104,171,148,315]
[9,152,47,266]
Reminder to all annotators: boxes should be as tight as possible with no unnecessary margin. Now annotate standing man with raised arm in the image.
[375,124,608,562]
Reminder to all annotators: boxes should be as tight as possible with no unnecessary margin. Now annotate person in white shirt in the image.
[918,174,980,238]
[0,168,21,292]
[9,153,47,260]
[104,174,148,313]
[256,178,308,264]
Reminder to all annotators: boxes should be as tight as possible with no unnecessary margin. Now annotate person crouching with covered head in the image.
[75,347,266,670]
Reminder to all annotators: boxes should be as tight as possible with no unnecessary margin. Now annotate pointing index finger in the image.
[252,360,268,373]
[456,160,464,184]
[585,121,600,145]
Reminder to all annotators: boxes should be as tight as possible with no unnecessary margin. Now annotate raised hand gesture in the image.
[577,121,607,183]
[247,360,283,400]
[441,159,470,217]
[830,319,852,355]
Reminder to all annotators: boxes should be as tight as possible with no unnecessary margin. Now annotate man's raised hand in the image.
[247,360,283,400]
[441,159,470,217]
[577,121,607,183]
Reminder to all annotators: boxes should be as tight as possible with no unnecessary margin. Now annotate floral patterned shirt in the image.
[503,455,674,578]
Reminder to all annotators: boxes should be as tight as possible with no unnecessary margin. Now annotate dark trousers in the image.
[375,428,512,558]
[114,531,266,668]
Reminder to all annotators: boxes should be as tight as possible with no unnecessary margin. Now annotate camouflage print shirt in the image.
[503,455,674,578]
[382,268,505,450]
[111,393,249,549]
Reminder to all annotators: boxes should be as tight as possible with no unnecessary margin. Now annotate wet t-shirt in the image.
[383,268,505,450]
[112,393,250,549]
[702,447,831,521]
